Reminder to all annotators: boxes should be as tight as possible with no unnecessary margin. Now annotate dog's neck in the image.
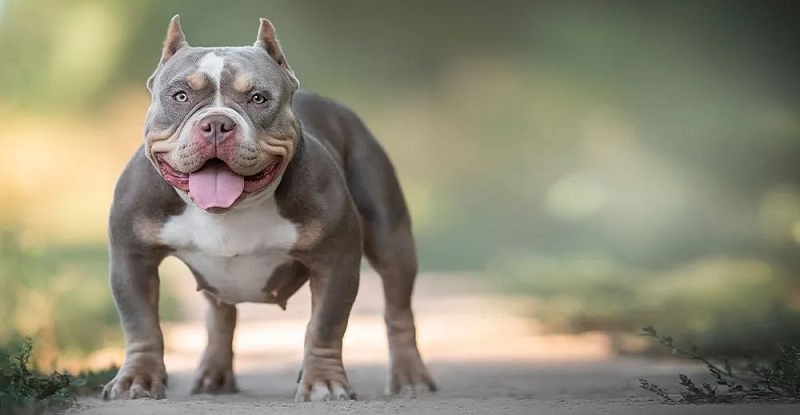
[274,124,307,200]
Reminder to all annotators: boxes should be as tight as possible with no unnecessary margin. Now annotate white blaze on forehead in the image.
[198,53,224,84]
[197,52,225,105]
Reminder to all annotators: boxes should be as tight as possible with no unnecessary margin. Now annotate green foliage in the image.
[491,254,800,358]
[2,0,800,276]
[639,327,800,404]
[1,0,799,366]
[0,336,117,414]
[1,228,112,355]
[0,336,73,414]
[0,226,181,362]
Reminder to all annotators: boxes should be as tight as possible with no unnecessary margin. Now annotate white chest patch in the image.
[160,195,299,304]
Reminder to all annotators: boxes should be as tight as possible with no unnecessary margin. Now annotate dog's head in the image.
[143,15,300,212]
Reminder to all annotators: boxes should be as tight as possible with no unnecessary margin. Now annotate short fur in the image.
[103,15,435,402]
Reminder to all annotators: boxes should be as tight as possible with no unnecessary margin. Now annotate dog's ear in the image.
[254,19,299,89]
[160,15,189,64]
[148,15,189,91]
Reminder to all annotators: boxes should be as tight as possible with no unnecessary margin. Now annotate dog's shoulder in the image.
[109,146,186,249]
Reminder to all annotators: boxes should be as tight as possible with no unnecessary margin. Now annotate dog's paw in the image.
[294,358,356,402]
[190,353,238,394]
[295,379,356,402]
[387,348,437,398]
[102,356,167,400]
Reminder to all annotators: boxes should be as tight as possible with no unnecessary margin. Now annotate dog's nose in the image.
[198,114,236,143]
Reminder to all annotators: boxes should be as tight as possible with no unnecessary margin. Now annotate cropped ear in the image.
[254,18,299,89]
[148,15,189,91]
[160,15,189,64]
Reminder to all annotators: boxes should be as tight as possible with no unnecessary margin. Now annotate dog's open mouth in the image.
[157,157,281,210]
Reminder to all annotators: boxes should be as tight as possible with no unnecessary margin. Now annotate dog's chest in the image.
[160,198,299,304]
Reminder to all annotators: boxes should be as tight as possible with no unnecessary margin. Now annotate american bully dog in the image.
[102,15,436,402]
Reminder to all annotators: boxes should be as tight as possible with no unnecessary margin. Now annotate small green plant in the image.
[0,336,118,414]
[639,326,800,404]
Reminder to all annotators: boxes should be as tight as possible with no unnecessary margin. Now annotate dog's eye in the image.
[172,91,189,102]
[249,93,268,105]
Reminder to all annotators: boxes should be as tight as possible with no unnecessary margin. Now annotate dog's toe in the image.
[190,364,238,395]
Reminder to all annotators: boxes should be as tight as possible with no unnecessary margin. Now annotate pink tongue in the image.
[188,161,245,210]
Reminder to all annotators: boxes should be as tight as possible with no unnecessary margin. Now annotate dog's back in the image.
[292,90,414,236]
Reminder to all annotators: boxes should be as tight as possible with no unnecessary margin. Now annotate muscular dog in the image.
[102,15,436,402]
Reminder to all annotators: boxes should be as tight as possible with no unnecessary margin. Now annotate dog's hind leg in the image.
[190,291,239,395]
[344,136,437,397]
[365,222,437,397]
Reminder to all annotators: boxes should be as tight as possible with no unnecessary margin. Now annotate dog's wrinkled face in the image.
[144,16,300,212]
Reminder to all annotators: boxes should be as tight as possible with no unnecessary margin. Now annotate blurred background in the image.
[1,0,800,369]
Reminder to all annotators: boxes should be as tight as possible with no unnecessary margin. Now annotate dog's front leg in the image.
[102,249,167,400]
[295,255,360,402]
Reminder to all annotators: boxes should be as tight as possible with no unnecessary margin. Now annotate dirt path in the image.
[73,269,798,414]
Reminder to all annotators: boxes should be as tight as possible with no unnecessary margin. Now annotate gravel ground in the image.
[71,269,800,414]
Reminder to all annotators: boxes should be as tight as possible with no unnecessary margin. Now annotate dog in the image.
[102,15,436,402]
